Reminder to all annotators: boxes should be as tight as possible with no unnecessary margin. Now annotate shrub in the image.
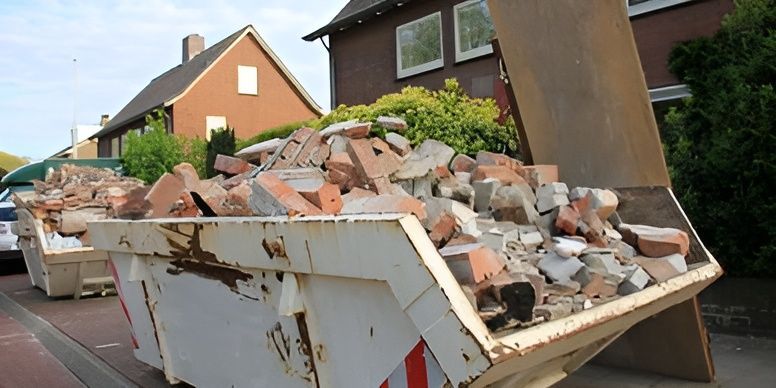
[662,0,775,276]
[121,110,184,183]
[122,109,209,183]
[205,127,236,178]
[311,79,519,156]
[180,137,207,178]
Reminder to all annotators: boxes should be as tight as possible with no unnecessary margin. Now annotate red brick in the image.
[172,163,200,191]
[145,173,186,217]
[214,154,253,175]
[428,212,457,248]
[170,191,200,217]
[346,139,383,180]
[581,272,618,298]
[471,165,526,185]
[638,230,690,257]
[476,151,524,175]
[464,246,506,284]
[253,173,323,216]
[342,122,371,138]
[298,182,343,215]
[555,205,580,235]
[522,165,559,188]
[433,165,452,179]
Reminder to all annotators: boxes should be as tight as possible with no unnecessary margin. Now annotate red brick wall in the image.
[631,0,734,88]
[172,34,320,140]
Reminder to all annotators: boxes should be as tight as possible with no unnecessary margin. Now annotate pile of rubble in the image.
[143,118,691,332]
[14,164,144,247]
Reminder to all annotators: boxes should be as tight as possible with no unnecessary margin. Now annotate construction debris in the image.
[13,164,145,246]
[137,119,693,333]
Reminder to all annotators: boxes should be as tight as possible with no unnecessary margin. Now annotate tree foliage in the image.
[121,110,183,183]
[205,127,236,178]
[122,109,208,183]
[316,78,519,156]
[662,0,775,276]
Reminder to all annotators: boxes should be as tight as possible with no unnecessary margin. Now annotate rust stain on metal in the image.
[295,313,320,387]
[262,237,287,260]
[160,223,218,262]
[266,321,316,384]
[166,259,253,292]
[118,234,132,248]
[314,344,326,363]
[140,280,162,355]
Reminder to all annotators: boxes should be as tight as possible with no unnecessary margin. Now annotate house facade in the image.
[304,0,734,109]
[95,25,323,158]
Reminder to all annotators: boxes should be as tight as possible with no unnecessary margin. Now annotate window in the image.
[205,116,227,141]
[237,65,258,95]
[396,12,443,79]
[626,0,694,17]
[110,137,119,158]
[120,133,128,156]
[454,0,495,62]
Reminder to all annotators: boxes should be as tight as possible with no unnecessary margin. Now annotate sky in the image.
[0,0,348,160]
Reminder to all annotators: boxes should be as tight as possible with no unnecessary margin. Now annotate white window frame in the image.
[454,0,494,63]
[205,116,227,141]
[648,84,691,102]
[396,12,444,79]
[627,0,695,17]
[237,65,258,95]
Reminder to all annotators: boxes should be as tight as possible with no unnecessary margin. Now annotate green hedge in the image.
[236,79,519,157]
[662,0,775,277]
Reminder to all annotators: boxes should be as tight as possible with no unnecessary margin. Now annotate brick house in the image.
[303,0,734,111]
[95,25,323,158]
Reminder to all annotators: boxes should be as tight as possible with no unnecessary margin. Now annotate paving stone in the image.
[536,182,570,213]
[618,264,651,295]
[538,252,585,283]
[489,184,538,224]
[451,154,477,173]
[340,194,426,220]
[376,116,408,132]
[385,132,412,156]
[416,139,455,167]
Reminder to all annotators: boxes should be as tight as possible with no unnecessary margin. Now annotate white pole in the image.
[71,58,79,159]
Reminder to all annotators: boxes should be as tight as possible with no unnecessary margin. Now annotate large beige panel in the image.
[487,0,670,188]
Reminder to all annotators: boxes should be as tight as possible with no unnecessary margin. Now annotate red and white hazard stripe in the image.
[381,339,447,388]
[108,258,139,349]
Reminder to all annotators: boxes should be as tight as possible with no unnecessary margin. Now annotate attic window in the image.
[396,12,443,79]
[237,65,258,95]
[454,0,495,63]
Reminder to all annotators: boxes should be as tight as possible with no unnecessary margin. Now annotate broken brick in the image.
[522,165,558,188]
[249,173,323,216]
[172,163,200,191]
[428,212,457,248]
[440,244,505,284]
[297,182,343,215]
[214,154,253,176]
[341,187,377,204]
[376,116,408,132]
[471,165,526,186]
[555,205,580,235]
[619,224,690,258]
[145,173,186,218]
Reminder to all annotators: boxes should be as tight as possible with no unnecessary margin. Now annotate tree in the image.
[662,0,775,276]
[205,127,236,178]
[121,110,183,183]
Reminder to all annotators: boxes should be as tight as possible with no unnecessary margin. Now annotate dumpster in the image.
[89,185,721,387]
[15,206,112,298]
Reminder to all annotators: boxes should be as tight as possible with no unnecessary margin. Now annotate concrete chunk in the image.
[618,264,651,295]
[385,132,412,156]
[376,116,408,132]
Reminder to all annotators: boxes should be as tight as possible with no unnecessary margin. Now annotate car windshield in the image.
[0,207,17,221]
